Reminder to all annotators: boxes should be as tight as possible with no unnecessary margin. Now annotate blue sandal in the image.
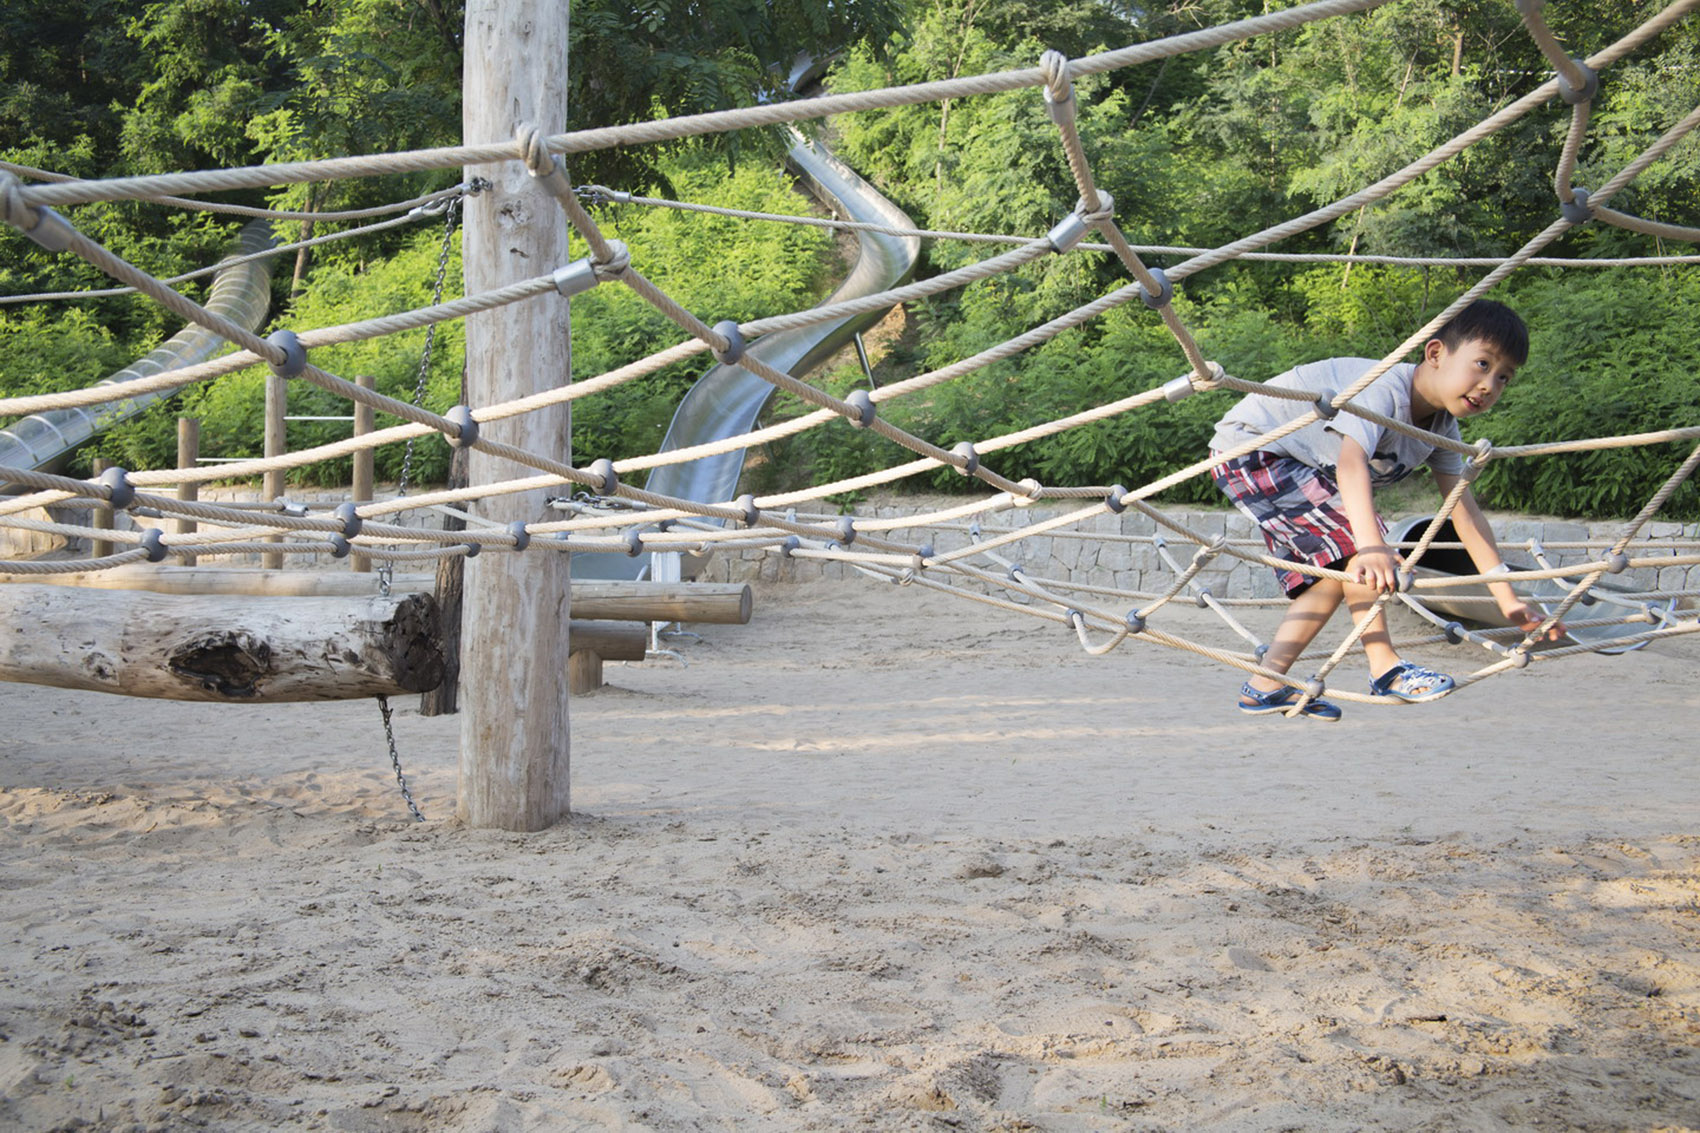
[1237,682,1342,722]
[1368,661,1455,703]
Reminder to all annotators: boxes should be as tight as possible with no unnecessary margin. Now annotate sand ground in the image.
[2,578,1698,1131]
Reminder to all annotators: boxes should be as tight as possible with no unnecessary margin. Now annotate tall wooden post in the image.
[90,457,114,560]
[351,374,375,574]
[262,371,287,569]
[175,417,199,568]
[459,0,574,829]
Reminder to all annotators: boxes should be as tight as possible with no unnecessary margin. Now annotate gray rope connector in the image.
[621,528,643,556]
[334,501,363,538]
[736,494,760,527]
[1557,60,1599,105]
[551,257,599,298]
[1046,194,1113,255]
[1042,84,1075,127]
[1138,268,1173,309]
[445,404,479,448]
[780,535,801,558]
[329,534,351,558]
[508,521,530,552]
[711,320,746,365]
[952,441,979,477]
[462,540,480,558]
[1124,610,1146,634]
[1162,375,1196,403]
[913,543,934,568]
[265,329,307,378]
[1313,395,1340,420]
[1303,678,1327,701]
[845,389,876,428]
[1,174,74,252]
[98,465,134,510]
[1444,621,1466,644]
[1105,485,1128,513]
[588,457,618,494]
[1047,212,1089,255]
[139,526,167,563]
[836,516,856,545]
[1605,551,1630,574]
[1561,187,1594,225]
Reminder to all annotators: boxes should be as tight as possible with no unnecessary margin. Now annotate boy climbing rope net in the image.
[1211,300,1565,721]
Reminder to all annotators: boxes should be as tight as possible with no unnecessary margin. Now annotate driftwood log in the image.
[0,584,445,702]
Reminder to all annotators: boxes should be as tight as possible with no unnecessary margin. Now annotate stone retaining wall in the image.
[700,501,1700,603]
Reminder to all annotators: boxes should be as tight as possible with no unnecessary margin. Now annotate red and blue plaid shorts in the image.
[1210,450,1384,597]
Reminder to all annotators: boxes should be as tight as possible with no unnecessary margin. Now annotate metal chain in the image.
[375,694,426,822]
[380,189,466,598]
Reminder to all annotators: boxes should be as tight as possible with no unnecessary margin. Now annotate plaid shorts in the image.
[1210,450,1384,597]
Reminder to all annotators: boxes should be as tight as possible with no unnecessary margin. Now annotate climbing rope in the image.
[0,0,1696,708]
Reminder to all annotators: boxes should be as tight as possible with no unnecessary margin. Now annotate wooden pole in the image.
[460,0,574,830]
[352,374,375,573]
[262,370,286,570]
[420,442,469,717]
[90,457,114,559]
[175,417,199,567]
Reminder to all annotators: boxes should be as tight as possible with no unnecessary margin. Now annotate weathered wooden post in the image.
[175,417,199,567]
[90,456,114,559]
[262,369,286,569]
[351,373,375,573]
[459,0,574,829]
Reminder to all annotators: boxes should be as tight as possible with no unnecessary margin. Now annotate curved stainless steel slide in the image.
[0,220,277,478]
[573,137,920,580]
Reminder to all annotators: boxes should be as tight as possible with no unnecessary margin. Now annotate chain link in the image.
[376,694,426,822]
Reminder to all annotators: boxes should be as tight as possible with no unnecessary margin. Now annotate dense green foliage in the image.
[773,0,1700,517]
[3,0,1698,517]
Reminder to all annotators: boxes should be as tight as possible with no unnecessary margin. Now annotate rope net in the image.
[2,0,1697,709]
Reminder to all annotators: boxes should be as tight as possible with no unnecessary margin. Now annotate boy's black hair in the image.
[1435,299,1529,366]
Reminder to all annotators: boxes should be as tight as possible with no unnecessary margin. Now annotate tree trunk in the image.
[0,585,442,701]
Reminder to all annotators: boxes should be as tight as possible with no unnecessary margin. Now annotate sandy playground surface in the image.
[1,576,1698,1131]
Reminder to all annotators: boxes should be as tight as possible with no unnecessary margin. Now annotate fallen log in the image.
[0,567,753,624]
[0,584,444,702]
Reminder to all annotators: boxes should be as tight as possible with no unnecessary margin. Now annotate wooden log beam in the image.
[567,620,648,696]
[0,568,753,623]
[0,585,443,702]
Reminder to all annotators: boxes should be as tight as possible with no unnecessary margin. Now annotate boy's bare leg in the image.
[1343,581,1404,679]
[1245,579,1344,695]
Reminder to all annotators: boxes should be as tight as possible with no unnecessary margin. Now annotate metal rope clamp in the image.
[0,173,74,253]
[1039,50,1075,127]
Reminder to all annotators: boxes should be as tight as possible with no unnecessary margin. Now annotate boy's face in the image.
[1416,335,1519,420]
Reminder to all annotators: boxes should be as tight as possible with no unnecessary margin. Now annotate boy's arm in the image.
[1431,473,1562,638]
[1336,437,1400,591]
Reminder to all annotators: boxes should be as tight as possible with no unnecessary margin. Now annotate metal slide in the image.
[0,220,277,478]
[572,137,921,580]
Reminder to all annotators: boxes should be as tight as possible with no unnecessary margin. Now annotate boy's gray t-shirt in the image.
[1210,357,1466,486]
